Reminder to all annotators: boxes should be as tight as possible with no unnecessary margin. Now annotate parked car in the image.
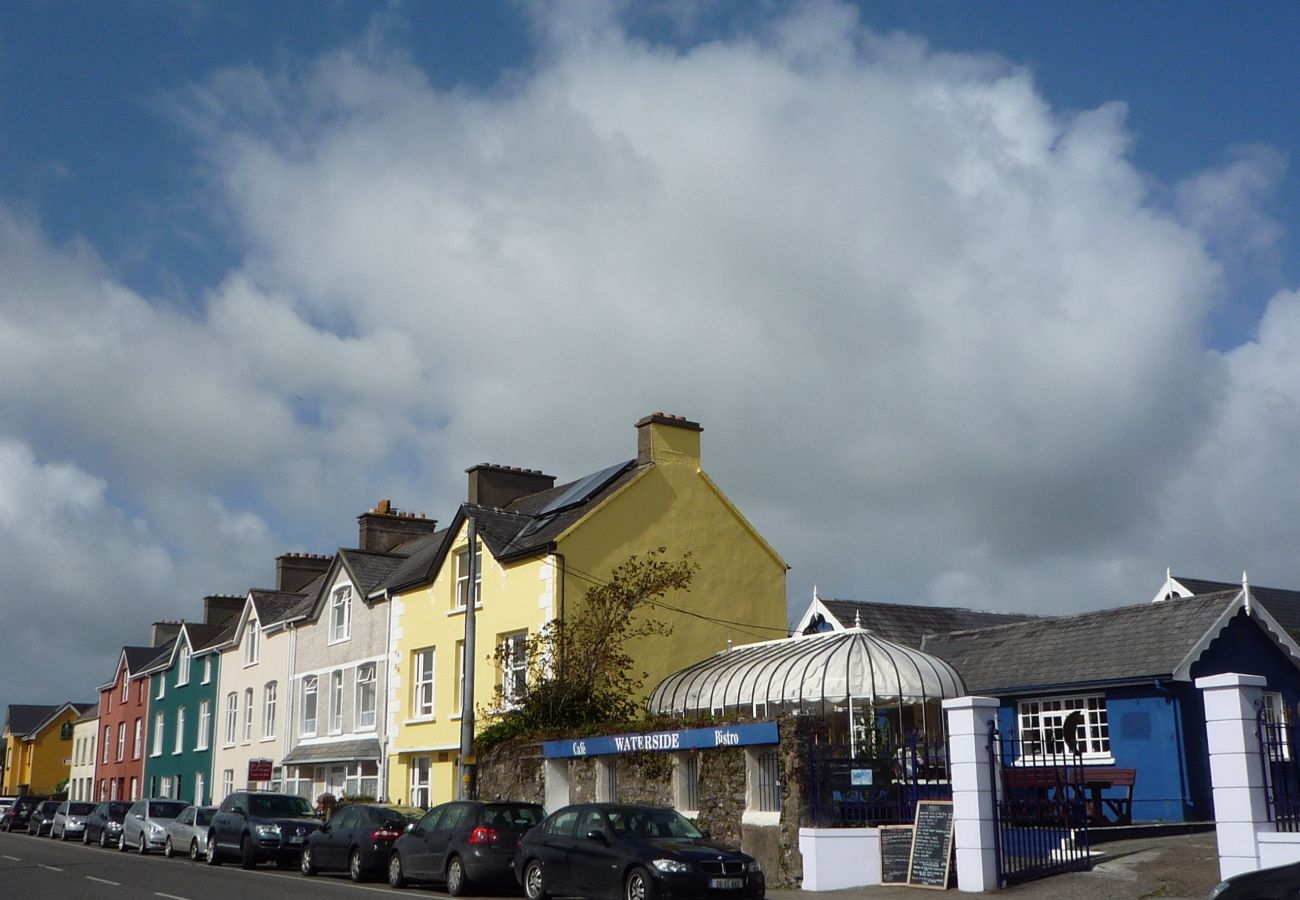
[27,800,61,836]
[120,799,188,854]
[84,801,130,847]
[164,805,216,860]
[387,800,546,893]
[51,801,97,840]
[0,797,15,821]
[300,803,423,882]
[514,803,764,900]
[1209,859,1300,898]
[2,795,48,832]
[206,791,321,869]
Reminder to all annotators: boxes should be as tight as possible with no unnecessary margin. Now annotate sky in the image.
[3,0,1300,719]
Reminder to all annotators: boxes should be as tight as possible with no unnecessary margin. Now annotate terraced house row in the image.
[2,413,789,808]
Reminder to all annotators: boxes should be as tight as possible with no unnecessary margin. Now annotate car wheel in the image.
[100,829,110,848]
[118,831,128,851]
[446,855,470,896]
[524,859,549,900]
[239,836,257,870]
[301,844,318,876]
[164,836,174,858]
[138,833,149,854]
[388,852,407,889]
[83,830,91,845]
[205,833,222,866]
[190,838,200,862]
[625,866,652,900]
[350,847,367,883]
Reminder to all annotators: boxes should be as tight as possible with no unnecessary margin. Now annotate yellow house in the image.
[2,702,94,796]
[375,413,789,805]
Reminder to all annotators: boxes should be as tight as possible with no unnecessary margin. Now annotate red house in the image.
[94,637,172,802]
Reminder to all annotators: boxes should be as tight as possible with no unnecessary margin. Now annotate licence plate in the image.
[709,878,744,890]
[288,835,303,845]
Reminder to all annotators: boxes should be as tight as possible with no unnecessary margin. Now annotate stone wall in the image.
[472,715,815,888]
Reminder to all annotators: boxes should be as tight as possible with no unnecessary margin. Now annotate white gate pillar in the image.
[944,696,1000,893]
[1196,672,1270,879]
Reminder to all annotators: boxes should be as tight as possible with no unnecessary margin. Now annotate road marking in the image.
[2,854,20,861]
[87,876,121,886]
[41,864,63,871]
[155,894,190,900]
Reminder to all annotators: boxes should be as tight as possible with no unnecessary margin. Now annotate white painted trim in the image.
[791,594,843,635]
[1175,592,1300,680]
[290,654,385,681]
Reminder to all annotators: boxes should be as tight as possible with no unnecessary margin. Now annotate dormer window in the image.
[455,542,482,609]
[244,620,260,666]
[121,673,129,702]
[330,586,352,643]
[177,644,191,686]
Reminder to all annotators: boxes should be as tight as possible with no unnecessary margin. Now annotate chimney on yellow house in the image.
[635,412,702,466]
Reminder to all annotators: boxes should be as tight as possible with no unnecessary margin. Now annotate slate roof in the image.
[282,737,383,765]
[817,598,1040,649]
[249,588,316,625]
[25,702,97,739]
[125,645,170,674]
[337,547,413,596]
[374,460,641,596]
[1173,576,1300,643]
[185,622,230,653]
[4,704,60,736]
[921,591,1244,694]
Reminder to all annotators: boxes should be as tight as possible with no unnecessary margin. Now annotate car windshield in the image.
[68,803,96,815]
[607,808,703,840]
[149,802,188,819]
[482,805,544,828]
[248,795,314,818]
[196,809,214,826]
[38,802,60,814]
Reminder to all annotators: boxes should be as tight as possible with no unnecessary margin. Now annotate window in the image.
[410,757,431,807]
[103,726,111,764]
[196,700,211,750]
[597,758,617,802]
[156,673,165,700]
[202,657,212,684]
[244,620,259,665]
[302,675,318,736]
[122,675,129,703]
[454,542,482,609]
[224,692,238,745]
[749,749,781,812]
[1017,694,1111,762]
[356,664,377,730]
[177,644,191,685]
[673,753,700,814]
[243,687,254,742]
[130,719,140,758]
[412,648,435,719]
[343,761,379,799]
[195,772,205,807]
[139,680,146,703]
[263,682,277,739]
[1263,692,1292,761]
[174,707,186,754]
[221,770,233,801]
[152,712,164,756]
[129,777,138,801]
[499,630,528,706]
[329,670,344,734]
[330,586,352,643]
[161,776,172,799]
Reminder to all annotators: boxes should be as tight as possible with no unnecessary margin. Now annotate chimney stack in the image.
[275,553,334,592]
[357,501,439,553]
[465,465,556,509]
[635,412,702,466]
[203,594,245,627]
[150,620,183,648]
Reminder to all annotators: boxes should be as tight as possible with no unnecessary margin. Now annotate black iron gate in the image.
[807,732,951,827]
[988,720,1091,885]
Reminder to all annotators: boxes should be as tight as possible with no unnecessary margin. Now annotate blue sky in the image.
[3,1,1300,712]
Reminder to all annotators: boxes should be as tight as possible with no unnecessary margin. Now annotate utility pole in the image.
[458,515,478,799]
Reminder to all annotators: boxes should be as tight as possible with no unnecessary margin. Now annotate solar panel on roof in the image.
[536,460,632,517]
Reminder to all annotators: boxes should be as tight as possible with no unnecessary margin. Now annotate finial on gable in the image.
[1243,570,1253,616]
[854,609,862,629]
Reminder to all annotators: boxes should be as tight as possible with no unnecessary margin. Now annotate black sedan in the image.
[516,804,764,900]
[300,803,423,882]
[1209,859,1300,898]
[27,800,61,836]
[84,800,131,847]
[1,795,48,833]
[388,800,546,894]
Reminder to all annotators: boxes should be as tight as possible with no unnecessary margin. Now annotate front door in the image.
[325,766,347,798]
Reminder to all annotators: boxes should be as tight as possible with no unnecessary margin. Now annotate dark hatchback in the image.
[85,801,131,847]
[300,803,422,882]
[27,800,61,836]
[1209,859,1300,898]
[2,795,48,832]
[516,804,764,900]
[389,800,546,894]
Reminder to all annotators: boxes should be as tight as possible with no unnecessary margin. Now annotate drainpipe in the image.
[381,588,392,803]
[458,516,478,799]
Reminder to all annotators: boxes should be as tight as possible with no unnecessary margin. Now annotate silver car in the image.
[164,805,216,860]
[120,799,188,854]
[51,801,97,840]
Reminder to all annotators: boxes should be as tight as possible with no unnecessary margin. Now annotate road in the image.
[0,830,470,900]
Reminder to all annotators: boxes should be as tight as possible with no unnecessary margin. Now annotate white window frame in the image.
[244,620,259,666]
[221,769,233,801]
[151,712,164,757]
[356,663,376,731]
[329,585,352,643]
[499,630,528,707]
[454,543,482,609]
[174,707,185,754]
[195,772,205,807]
[121,675,129,703]
[196,700,210,751]
[329,670,344,734]
[263,681,277,739]
[243,687,254,743]
[302,675,318,737]
[1263,692,1292,761]
[177,644,191,686]
[103,726,111,764]
[1016,694,1113,764]
[224,692,238,746]
[157,672,165,700]
[410,757,431,808]
[132,718,142,758]
[412,648,435,720]
[202,657,212,684]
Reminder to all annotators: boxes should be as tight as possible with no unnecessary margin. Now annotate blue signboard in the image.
[543,721,779,759]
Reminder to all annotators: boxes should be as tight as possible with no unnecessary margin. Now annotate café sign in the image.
[543,721,778,759]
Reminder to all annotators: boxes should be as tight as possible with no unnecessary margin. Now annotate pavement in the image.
[768,830,1222,899]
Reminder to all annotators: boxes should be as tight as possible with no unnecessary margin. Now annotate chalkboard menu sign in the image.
[907,800,954,889]
[880,825,913,884]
